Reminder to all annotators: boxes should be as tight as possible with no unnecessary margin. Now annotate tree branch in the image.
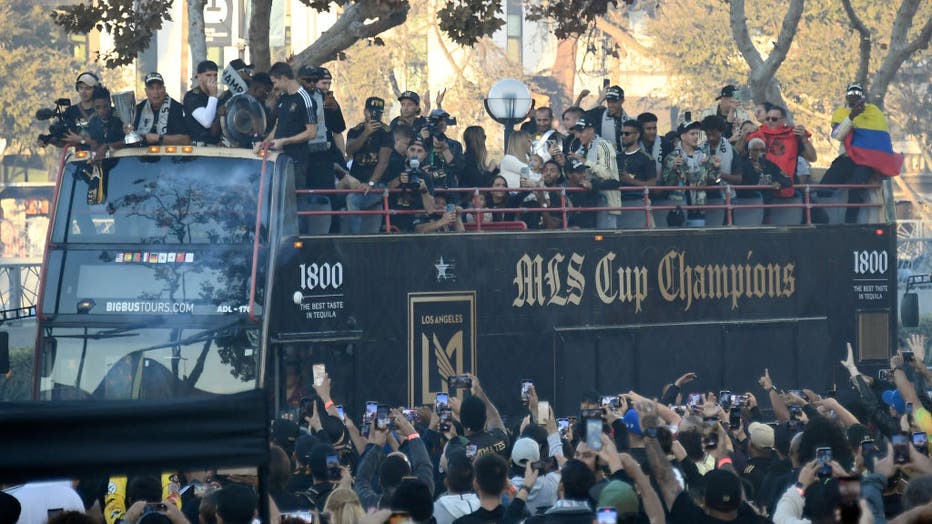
[594,14,650,57]
[293,0,410,66]
[729,0,764,71]
[840,0,872,87]
[760,0,805,79]
[870,0,932,108]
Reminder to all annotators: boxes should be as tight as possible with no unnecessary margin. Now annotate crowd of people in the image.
[49,62,893,234]
[7,335,932,524]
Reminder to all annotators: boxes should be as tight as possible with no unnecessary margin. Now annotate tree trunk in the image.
[550,36,578,116]
[249,0,273,72]
[293,0,409,67]
[187,0,208,67]
[729,0,804,106]
[840,0,872,87]
[867,2,932,109]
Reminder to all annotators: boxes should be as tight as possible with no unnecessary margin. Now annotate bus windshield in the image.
[55,155,265,245]
[39,323,259,401]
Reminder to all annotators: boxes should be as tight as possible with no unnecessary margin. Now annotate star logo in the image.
[434,256,456,282]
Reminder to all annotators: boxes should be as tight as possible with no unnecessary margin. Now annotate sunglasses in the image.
[621,131,635,136]
[766,117,782,122]
[749,148,766,152]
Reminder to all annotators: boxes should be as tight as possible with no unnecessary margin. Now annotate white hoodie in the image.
[433,493,480,524]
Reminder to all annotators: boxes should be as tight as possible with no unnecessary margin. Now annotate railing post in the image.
[642,187,650,228]
[561,188,568,230]
[724,186,733,226]
[474,188,482,232]
[382,187,391,233]
[803,185,812,225]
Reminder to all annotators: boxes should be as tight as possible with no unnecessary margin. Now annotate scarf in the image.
[137,98,172,136]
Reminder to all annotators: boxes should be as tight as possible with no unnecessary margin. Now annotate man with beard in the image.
[183,60,222,145]
[133,72,191,146]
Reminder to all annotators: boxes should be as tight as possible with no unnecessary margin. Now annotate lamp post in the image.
[484,79,532,153]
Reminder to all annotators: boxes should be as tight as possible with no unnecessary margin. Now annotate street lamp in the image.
[484,79,532,152]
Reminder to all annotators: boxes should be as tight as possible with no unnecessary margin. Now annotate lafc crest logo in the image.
[408,292,476,406]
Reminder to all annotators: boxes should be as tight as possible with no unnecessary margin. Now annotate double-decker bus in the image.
[34,145,898,419]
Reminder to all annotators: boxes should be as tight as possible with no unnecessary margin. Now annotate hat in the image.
[398,91,420,105]
[677,120,701,135]
[566,159,589,172]
[228,58,249,72]
[271,418,299,450]
[511,437,540,467]
[293,434,319,465]
[570,117,594,131]
[409,138,427,150]
[704,469,742,512]
[716,84,739,100]
[196,60,218,74]
[298,65,320,79]
[366,97,386,111]
[747,422,774,449]
[318,67,332,79]
[597,480,640,516]
[846,82,865,97]
[882,389,906,414]
[605,86,625,100]
[428,108,451,121]
[390,478,434,523]
[144,72,164,86]
[75,72,99,88]
[622,408,642,436]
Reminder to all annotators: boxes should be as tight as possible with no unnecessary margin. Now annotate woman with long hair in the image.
[461,126,498,189]
[500,130,533,188]
[323,488,364,524]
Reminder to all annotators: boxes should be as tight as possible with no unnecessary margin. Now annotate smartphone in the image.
[531,456,558,473]
[688,393,702,406]
[445,203,455,214]
[538,400,551,424]
[448,375,472,390]
[557,417,570,438]
[438,409,451,432]
[672,405,687,416]
[581,408,602,419]
[387,511,411,524]
[336,404,345,421]
[521,379,534,404]
[729,407,741,430]
[326,453,341,481]
[893,432,910,464]
[145,503,167,512]
[878,369,893,382]
[465,443,478,459]
[602,78,611,89]
[313,363,326,387]
[816,447,832,477]
[913,432,929,455]
[731,394,748,408]
[718,390,732,409]
[904,351,915,363]
[586,416,603,451]
[788,404,803,421]
[597,507,617,524]
[860,438,877,459]
[376,404,390,430]
[283,512,314,523]
[436,392,449,410]
[365,401,378,423]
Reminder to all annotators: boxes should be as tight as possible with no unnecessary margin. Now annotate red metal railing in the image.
[294,183,882,231]
[247,146,272,322]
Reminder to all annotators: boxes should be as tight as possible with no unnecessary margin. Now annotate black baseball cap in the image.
[318,67,332,79]
[566,159,589,172]
[298,65,320,79]
[605,86,624,100]
[366,97,386,111]
[228,58,249,72]
[144,72,164,86]
[677,120,701,135]
[716,84,738,100]
[398,91,420,105]
[570,117,594,131]
[704,470,742,512]
[846,82,865,97]
[196,60,218,74]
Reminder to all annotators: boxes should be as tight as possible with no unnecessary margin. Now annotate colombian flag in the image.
[831,104,903,177]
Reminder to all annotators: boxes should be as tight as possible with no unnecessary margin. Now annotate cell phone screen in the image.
[376,405,390,429]
[538,400,550,423]
[336,405,345,421]
[816,447,832,476]
[913,432,929,454]
[597,507,617,524]
[893,433,910,464]
[688,393,702,406]
[586,417,603,451]
[465,443,478,459]
[436,392,449,410]
[326,454,341,481]
[313,363,326,387]
[365,401,378,422]
[521,380,533,402]
[729,408,741,430]
[558,418,569,436]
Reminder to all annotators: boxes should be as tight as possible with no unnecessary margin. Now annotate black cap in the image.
[428,108,452,122]
[365,96,385,111]
[298,65,320,79]
[228,58,248,72]
[677,120,701,135]
[398,91,420,105]
[144,72,164,86]
[704,470,742,511]
[318,67,332,79]
[196,60,218,74]
[605,85,624,100]
[846,82,865,96]
[567,159,589,172]
[716,84,738,100]
[570,117,594,131]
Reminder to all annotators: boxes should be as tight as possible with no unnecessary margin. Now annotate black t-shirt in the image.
[86,115,125,145]
[452,505,504,524]
[384,149,407,185]
[618,148,656,200]
[63,103,95,127]
[567,179,623,228]
[275,88,317,166]
[346,122,392,182]
[669,492,762,524]
[182,88,221,144]
[133,98,188,137]
[390,115,427,133]
[390,183,428,233]
[468,428,509,459]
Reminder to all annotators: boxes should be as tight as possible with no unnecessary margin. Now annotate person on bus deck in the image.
[344,96,393,234]
[61,71,99,149]
[183,60,222,146]
[563,160,623,230]
[133,72,191,147]
[85,86,126,158]
[568,117,620,229]
[314,67,348,161]
[296,65,336,234]
[636,112,674,178]
[390,91,427,133]
[246,72,275,135]
[387,138,436,233]
[745,103,816,200]
[420,109,463,190]
[413,193,465,233]
[616,119,656,202]
[263,62,327,235]
[217,58,252,109]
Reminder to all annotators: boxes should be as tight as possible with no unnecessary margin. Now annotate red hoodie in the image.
[747,125,810,197]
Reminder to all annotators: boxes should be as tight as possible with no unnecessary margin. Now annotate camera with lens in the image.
[426,121,446,141]
[370,108,384,122]
[36,98,81,146]
[402,158,423,190]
